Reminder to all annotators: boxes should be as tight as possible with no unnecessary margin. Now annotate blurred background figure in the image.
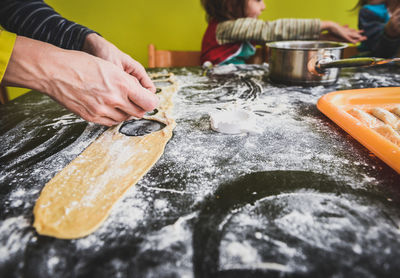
[200,0,366,65]
[356,0,400,57]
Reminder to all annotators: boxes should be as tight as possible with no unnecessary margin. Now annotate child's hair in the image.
[201,0,247,22]
[352,0,400,10]
[353,0,369,10]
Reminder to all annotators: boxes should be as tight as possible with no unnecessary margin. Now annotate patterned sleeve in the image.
[216,18,321,45]
[0,0,96,50]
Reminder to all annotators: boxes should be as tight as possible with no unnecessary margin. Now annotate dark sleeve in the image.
[358,7,400,58]
[0,0,96,50]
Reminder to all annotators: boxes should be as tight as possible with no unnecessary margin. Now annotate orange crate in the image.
[317,87,400,174]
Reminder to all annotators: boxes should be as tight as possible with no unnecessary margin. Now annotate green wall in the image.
[8,0,359,99]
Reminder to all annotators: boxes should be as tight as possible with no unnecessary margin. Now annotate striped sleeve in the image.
[216,18,321,45]
[0,0,96,50]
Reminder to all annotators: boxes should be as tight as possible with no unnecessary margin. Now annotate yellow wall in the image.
[8,0,359,99]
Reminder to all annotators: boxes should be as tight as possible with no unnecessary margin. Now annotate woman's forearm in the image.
[0,0,95,50]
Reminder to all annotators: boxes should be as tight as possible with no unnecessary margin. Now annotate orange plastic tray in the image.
[317,87,400,174]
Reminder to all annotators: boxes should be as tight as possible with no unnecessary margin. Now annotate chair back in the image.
[148,44,201,68]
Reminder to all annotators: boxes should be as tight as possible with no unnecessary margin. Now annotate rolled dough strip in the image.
[33,74,177,239]
[392,106,400,118]
[348,108,383,128]
[370,107,400,130]
[374,125,400,147]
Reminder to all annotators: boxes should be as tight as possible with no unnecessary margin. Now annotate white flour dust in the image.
[1,66,400,277]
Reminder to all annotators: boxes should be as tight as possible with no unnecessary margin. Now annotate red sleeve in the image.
[201,20,242,65]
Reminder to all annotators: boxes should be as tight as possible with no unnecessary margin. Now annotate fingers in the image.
[96,88,156,124]
[113,97,148,119]
[84,74,158,125]
[60,89,143,126]
[341,29,366,44]
[125,75,159,112]
[91,72,158,121]
[63,53,158,126]
[93,117,120,127]
[125,58,156,93]
[98,106,130,123]
[347,33,366,44]
[85,37,156,94]
[60,101,122,127]
[331,24,367,44]
[94,64,158,123]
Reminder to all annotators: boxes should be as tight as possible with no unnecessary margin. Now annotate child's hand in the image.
[320,21,366,44]
[385,8,400,38]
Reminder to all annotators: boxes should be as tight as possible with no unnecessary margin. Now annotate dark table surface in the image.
[0,65,400,278]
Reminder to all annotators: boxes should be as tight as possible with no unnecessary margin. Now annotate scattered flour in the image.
[1,66,400,277]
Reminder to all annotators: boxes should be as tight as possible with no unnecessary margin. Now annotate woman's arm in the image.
[0,0,95,50]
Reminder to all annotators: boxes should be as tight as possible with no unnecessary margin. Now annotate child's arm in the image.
[216,18,320,45]
[320,21,366,44]
[216,18,364,45]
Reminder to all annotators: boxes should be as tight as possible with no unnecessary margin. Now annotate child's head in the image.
[353,0,400,10]
[245,0,266,18]
[201,0,265,22]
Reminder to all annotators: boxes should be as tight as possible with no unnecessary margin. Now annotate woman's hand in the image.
[82,33,156,94]
[320,21,366,44]
[4,36,158,126]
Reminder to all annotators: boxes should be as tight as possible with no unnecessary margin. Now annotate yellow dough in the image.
[392,106,400,118]
[33,73,177,239]
[348,108,383,128]
[374,125,400,147]
[348,107,400,146]
[370,107,400,130]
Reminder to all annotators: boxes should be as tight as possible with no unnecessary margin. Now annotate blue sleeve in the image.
[0,0,96,50]
[358,7,400,58]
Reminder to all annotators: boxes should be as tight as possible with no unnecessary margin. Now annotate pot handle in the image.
[313,57,400,75]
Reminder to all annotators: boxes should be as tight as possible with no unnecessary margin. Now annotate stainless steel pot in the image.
[266,41,400,86]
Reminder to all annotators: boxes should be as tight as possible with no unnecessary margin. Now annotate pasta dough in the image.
[33,73,177,239]
[392,106,400,118]
[348,108,383,128]
[370,107,400,130]
[348,107,400,147]
[374,125,400,146]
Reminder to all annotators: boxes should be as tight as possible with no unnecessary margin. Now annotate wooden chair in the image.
[148,44,201,68]
[0,85,8,104]
[148,43,270,68]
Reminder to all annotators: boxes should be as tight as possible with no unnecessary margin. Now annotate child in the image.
[356,0,400,57]
[201,0,366,65]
